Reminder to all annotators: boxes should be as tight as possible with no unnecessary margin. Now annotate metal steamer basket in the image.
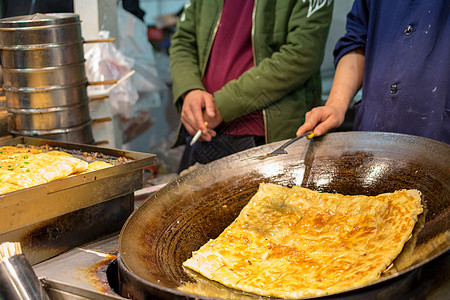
[0,13,93,144]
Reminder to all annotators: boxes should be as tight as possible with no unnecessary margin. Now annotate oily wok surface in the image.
[119,132,450,299]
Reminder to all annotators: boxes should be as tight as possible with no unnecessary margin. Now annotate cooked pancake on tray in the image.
[0,146,113,195]
[183,183,423,298]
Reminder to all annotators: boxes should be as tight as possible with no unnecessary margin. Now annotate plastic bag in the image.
[85,30,139,118]
[116,1,167,94]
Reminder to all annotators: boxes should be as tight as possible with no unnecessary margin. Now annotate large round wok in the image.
[118,132,450,299]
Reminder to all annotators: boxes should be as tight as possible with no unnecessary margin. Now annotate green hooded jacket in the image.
[170,0,333,146]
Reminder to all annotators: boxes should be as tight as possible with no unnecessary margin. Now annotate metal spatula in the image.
[267,131,315,156]
[246,131,314,160]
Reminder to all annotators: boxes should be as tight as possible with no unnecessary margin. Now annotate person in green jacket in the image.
[170,0,333,172]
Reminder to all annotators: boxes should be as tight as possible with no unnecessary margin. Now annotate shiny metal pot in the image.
[7,99,90,131]
[0,13,82,46]
[8,121,94,145]
[2,62,86,88]
[0,41,85,69]
[3,81,88,109]
[0,13,94,145]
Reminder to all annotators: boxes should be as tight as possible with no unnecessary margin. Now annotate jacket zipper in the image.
[252,0,268,143]
[201,1,223,77]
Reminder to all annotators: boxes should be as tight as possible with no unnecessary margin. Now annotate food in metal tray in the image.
[183,183,423,298]
[0,145,113,195]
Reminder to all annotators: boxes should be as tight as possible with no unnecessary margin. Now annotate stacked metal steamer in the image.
[0,13,94,144]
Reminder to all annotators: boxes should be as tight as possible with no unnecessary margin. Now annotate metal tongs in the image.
[246,131,315,160]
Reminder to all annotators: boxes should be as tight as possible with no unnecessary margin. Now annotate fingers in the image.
[198,95,218,141]
[296,106,344,137]
[296,108,324,136]
[313,118,334,137]
[197,107,223,142]
[198,126,217,142]
[180,90,220,142]
[204,96,216,119]
[181,90,213,135]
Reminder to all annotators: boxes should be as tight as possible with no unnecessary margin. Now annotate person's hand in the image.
[202,104,223,132]
[181,90,220,141]
[296,105,346,137]
[296,48,363,138]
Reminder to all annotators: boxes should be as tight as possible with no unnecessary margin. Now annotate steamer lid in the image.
[0,13,80,28]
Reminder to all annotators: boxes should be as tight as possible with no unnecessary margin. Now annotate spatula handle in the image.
[279,131,313,150]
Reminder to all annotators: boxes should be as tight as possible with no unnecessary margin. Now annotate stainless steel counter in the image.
[34,232,124,300]
[32,196,154,300]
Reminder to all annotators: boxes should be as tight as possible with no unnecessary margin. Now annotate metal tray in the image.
[0,136,156,264]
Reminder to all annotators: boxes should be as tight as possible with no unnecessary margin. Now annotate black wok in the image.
[118,132,450,299]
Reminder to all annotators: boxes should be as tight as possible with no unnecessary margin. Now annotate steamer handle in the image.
[88,80,118,86]
[88,70,135,87]
[84,38,116,44]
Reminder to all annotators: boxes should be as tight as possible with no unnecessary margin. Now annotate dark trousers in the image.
[178,133,265,173]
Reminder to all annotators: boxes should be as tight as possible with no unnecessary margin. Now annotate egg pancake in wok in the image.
[183,183,423,298]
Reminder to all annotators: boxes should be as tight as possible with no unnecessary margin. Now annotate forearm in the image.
[296,48,365,137]
[326,47,365,115]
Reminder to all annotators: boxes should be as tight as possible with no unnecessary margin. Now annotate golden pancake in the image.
[0,181,23,194]
[0,146,113,195]
[84,160,113,172]
[183,183,423,298]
